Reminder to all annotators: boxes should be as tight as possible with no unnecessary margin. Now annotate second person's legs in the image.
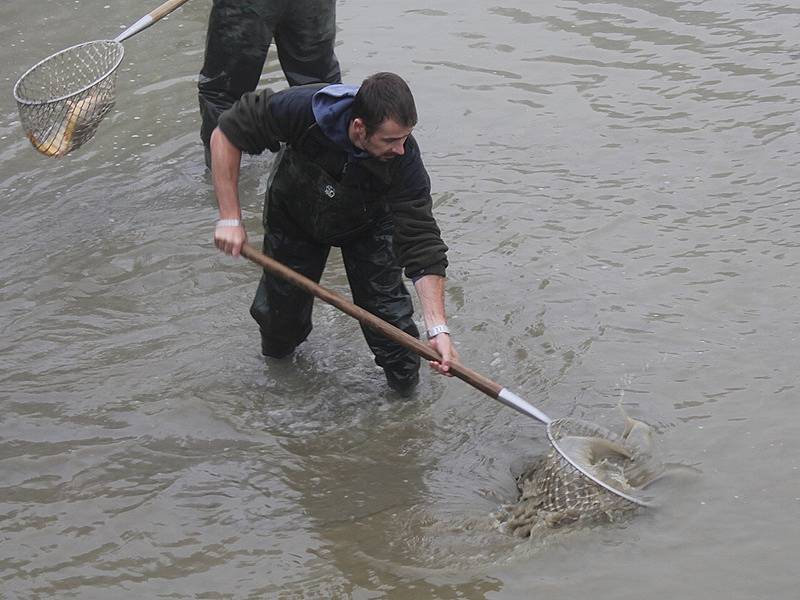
[274,0,341,86]
[198,0,277,154]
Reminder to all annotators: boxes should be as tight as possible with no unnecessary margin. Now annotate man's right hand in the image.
[214,223,247,256]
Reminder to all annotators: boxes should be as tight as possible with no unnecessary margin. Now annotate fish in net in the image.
[496,416,666,537]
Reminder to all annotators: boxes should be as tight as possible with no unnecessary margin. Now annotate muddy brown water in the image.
[1,0,798,598]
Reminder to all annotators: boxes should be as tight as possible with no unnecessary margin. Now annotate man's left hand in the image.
[429,333,459,376]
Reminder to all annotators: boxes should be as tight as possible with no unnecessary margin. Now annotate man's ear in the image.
[350,117,367,146]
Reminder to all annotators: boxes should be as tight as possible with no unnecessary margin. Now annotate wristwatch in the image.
[426,324,450,340]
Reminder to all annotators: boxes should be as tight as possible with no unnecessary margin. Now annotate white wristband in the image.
[426,324,450,340]
[216,219,242,228]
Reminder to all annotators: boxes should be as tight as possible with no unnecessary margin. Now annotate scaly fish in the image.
[28,94,103,157]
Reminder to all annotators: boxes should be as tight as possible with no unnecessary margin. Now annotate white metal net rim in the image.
[13,40,125,107]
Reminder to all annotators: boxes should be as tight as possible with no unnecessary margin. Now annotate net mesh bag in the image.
[14,40,123,157]
[497,418,652,536]
[542,418,646,512]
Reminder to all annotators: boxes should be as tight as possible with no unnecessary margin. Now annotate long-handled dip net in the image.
[238,244,655,522]
[13,0,191,158]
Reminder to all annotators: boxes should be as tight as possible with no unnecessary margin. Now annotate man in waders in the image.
[211,72,457,392]
[198,0,341,168]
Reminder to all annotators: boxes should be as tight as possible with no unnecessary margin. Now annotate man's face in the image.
[351,118,413,161]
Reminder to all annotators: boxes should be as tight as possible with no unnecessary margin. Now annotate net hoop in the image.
[13,40,124,106]
[547,418,653,508]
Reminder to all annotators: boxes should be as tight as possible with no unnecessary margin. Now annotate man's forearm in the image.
[210,127,243,219]
[413,274,447,332]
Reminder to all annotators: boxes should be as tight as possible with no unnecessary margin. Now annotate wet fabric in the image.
[250,142,421,387]
[197,0,341,147]
[267,141,382,245]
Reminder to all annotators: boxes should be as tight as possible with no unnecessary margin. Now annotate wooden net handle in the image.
[115,0,192,43]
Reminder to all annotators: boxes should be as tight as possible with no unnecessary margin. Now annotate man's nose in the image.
[392,141,405,155]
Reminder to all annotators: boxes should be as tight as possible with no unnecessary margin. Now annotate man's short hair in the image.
[351,72,418,135]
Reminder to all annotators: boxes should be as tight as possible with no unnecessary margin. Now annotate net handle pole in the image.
[114,0,193,43]
[240,243,552,424]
